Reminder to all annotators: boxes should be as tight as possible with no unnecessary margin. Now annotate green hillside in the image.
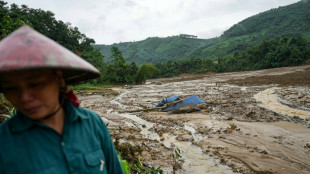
[94,0,310,64]
[93,35,214,65]
[222,0,310,39]
[192,0,310,58]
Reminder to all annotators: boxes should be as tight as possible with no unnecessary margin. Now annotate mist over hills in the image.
[94,0,310,65]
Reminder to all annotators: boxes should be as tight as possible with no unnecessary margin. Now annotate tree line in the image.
[0,1,158,85]
[103,46,159,84]
[1,1,309,84]
[154,36,310,78]
[0,0,106,82]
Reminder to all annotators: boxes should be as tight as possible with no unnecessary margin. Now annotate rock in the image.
[228,163,235,168]
[223,128,233,134]
[176,136,183,141]
[197,103,207,109]
[142,124,146,128]
[251,162,258,167]
[149,143,158,148]
[259,150,268,154]
[226,116,233,120]
[181,135,193,142]
[219,135,226,139]
[282,156,288,160]
[246,111,255,117]
[220,158,226,164]
[127,135,136,140]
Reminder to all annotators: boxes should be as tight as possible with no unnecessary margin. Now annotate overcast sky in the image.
[6,0,301,45]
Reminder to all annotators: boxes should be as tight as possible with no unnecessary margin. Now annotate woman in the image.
[0,25,124,174]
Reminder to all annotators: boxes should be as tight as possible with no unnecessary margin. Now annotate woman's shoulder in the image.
[65,100,106,127]
[0,115,18,131]
[0,115,20,140]
[72,106,103,122]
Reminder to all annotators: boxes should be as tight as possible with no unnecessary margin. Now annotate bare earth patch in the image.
[79,65,310,174]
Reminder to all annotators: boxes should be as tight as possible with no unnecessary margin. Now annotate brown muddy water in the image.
[79,65,310,174]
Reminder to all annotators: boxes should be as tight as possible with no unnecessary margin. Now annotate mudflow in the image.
[79,65,310,174]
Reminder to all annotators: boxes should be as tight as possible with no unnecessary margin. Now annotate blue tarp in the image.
[155,95,180,107]
[162,95,207,112]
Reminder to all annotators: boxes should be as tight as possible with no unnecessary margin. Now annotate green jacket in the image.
[0,100,124,174]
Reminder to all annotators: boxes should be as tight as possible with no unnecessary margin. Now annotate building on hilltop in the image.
[179,34,198,39]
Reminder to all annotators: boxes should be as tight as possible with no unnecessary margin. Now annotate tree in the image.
[105,46,138,83]
[135,63,160,84]
[0,15,31,39]
[0,1,106,85]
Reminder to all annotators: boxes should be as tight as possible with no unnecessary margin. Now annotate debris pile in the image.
[123,95,207,114]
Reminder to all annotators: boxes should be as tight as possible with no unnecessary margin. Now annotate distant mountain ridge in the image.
[94,0,310,64]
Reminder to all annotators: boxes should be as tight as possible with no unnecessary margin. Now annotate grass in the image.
[69,83,120,96]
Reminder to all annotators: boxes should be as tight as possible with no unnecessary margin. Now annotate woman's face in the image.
[1,70,62,120]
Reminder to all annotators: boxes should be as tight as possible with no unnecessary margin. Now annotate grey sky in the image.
[6,0,301,44]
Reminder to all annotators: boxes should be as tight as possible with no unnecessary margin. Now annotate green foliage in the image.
[131,158,163,174]
[114,140,163,174]
[217,36,310,71]
[104,46,138,83]
[81,48,105,84]
[118,154,130,174]
[94,36,213,65]
[94,0,310,65]
[135,63,160,84]
[170,148,183,174]
[0,1,105,85]
[0,94,14,122]
[154,36,310,78]
[0,15,32,38]
[103,46,160,84]
[1,106,16,118]
[69,83,119,96]
[223,0,310,39]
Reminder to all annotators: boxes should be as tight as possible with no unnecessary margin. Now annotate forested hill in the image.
[93,35,214,65]
[192,0,310,59]
[222,0,310,39]
[94,0,310,64]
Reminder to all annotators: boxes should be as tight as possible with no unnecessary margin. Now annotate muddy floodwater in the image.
[79,65,310,174]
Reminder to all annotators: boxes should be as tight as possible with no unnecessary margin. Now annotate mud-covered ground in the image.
[79,65,310,174]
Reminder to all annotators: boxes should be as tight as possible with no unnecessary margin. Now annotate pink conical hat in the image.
[0,25,100,84]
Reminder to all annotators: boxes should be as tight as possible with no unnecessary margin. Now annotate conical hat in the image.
[0,25,100,84]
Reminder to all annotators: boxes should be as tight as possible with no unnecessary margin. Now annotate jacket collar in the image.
[9,113,35,133]
[65,99,89,122]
